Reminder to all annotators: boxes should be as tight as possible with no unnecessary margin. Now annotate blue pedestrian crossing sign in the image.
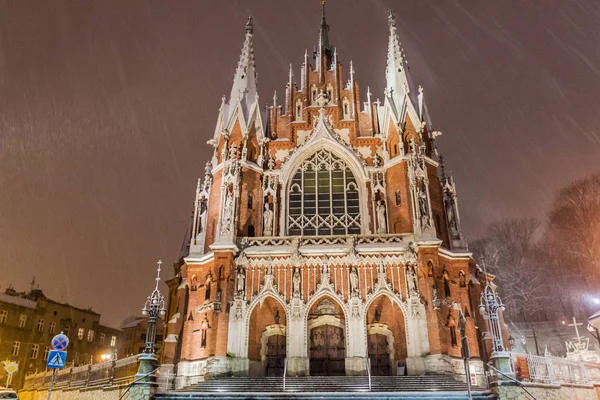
[47,350,67,369]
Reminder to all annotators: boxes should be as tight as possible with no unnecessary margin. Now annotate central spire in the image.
[319,0,331,53]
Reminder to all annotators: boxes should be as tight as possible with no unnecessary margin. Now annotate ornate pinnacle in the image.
[388,10,397,28]
[245,16,253,34]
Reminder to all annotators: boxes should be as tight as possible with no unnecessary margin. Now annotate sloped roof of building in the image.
[0,293,37,309]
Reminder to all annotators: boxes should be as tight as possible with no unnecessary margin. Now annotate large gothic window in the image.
[288,149,361,236]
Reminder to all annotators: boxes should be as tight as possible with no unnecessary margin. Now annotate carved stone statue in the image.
[350,267,359,295]
[376,200,387,234]
[292,268,301,297]
[228,143,238,160]
[236,268,245,294]
[418,186,429,225]
[263,203,274,236]
[222,191,234,234]
[316,89,329,107]
[407,265,418,295]
[445,197,457,231]
[409,138,416,153]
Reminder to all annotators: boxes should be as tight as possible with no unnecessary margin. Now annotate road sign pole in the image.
[47,369,56,400]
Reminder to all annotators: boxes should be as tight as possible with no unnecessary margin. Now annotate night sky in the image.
[1,1,599,325]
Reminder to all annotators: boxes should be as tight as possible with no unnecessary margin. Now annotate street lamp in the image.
[142,260,167,356]
[432,293,472,400]
[478,256,513,382]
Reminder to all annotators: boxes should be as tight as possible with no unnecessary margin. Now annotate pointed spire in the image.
[319,1,331,53]
[228,16,258,109]
[386,10,412,103]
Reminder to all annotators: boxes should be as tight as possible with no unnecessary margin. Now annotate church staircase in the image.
[156,375,495,399]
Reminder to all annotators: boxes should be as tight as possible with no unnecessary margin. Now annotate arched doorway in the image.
[248,297,287,376]
[264,326,286,376]
[307,298,346,376]
[366,295,407,376]
[368,333,391,376]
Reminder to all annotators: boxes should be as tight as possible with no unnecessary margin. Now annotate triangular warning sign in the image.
[48,353,64,367]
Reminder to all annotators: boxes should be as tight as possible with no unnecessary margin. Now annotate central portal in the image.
[309,324,346,375]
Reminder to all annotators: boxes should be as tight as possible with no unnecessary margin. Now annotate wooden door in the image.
[368,333,391,376]
[266,334,286,376]
[309,324,346,375]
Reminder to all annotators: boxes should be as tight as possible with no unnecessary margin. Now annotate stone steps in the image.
[156,375,495,399]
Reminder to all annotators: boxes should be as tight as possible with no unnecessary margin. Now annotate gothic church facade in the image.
[163,6,497,386]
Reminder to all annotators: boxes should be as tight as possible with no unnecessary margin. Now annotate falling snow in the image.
[0,0,599,324]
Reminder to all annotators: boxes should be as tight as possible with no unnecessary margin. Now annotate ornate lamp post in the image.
[132,260,166,399]
[478,257,514,383]
[142,260,167,355]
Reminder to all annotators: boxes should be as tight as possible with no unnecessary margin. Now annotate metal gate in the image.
[309,324,346,375]
[368,333,391,376]
[266,334,286,376]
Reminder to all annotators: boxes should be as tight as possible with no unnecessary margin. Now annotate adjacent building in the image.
[162,5,507,388]
[0,286,123,390]
[121,316,165,358]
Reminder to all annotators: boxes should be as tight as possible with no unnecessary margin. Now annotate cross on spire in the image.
[154,260,163,290]
[568,317,584,343]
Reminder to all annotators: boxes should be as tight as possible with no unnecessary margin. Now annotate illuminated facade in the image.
[163,6,497,387]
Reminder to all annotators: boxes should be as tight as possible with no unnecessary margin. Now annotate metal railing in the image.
[366,356,372,392]
[23,354,141,390]
[283,358,288,391]
[508,352,600,386]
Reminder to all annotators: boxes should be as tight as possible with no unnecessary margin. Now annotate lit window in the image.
[87,330,94,342]
[99,333,106,345]
[37,319,44,332]
[78,328,84,340]
[12,342,20,356]
[110,336,117,347]
[43,346,50,360]
[0,310,7,324]
[64,325,70,336]
[18,314,27,328]
[288,149,361,236]
[31,344,39,359]
[49,321,56,334]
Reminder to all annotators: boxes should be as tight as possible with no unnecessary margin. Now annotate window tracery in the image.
[288,149,361,236]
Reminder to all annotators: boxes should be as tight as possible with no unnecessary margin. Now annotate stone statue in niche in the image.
[221,190,234,234]
[263,203,274,236]
[200,313,211,349]
[409,138,416,153]
[197,201,207,235]
[292,268,301,297]
[445,197,457,231]
[407,265,418,295]
[236,268,246,295]
[316,89,329,107]
[190,275,198,292]
[427,262,434,277]
[418,184,430,226]
[350,267,359,296]
[459,271,466,287]
[376,200,387,234]
[229,143,238,160]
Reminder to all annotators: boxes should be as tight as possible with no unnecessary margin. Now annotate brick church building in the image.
[162,5,504,388]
